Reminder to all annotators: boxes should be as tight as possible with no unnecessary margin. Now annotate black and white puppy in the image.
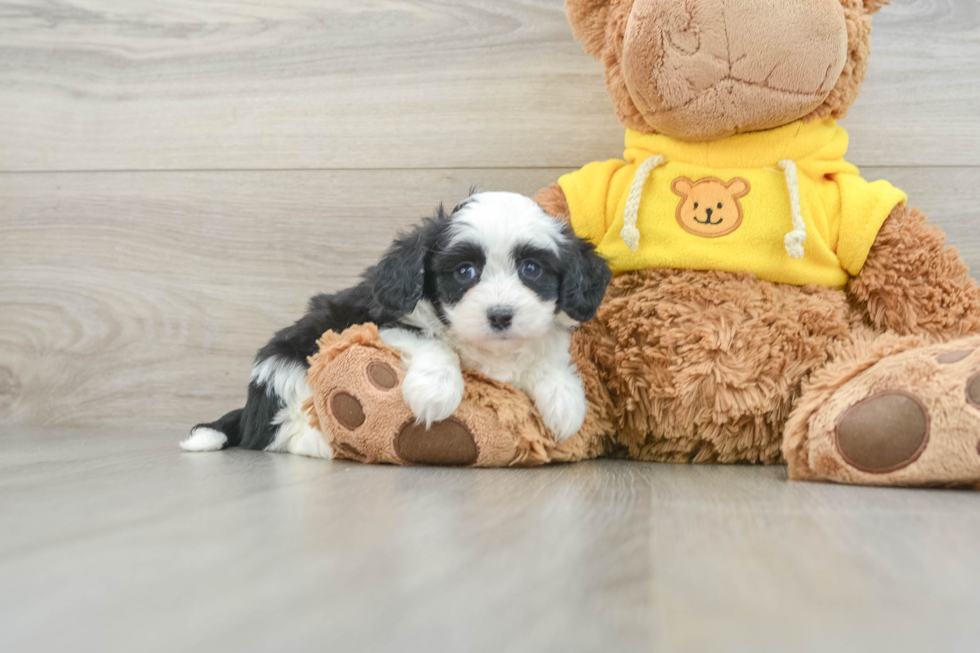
[181,191,611,458]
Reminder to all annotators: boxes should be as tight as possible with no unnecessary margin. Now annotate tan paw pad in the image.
[367,362,398,390]
[394,418,479,466]
[835,391,929,474]
[331,392,366,430]
[936,349,973,364]
[966,371,980,408]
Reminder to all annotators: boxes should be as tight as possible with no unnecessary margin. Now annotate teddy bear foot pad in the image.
[788,336,980,488]
[394,419,479,466]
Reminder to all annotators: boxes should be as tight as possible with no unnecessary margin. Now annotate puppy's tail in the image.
[180,408,244,452]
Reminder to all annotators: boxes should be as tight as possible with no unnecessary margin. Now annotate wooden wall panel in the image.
[2,166,979,428]
[0,0,978,171]
[1,0,979,428]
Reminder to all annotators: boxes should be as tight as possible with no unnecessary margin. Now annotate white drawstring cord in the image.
[621,154,665,252]
[778,159,806,259]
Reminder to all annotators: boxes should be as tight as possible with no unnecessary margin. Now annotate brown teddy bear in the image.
[306,0,980,488]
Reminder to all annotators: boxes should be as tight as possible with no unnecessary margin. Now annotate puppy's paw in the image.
[402,363,465,428]
[532,372,587,441]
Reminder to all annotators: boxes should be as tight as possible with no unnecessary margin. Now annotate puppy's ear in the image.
[558,234,612,323]
[373,209,447,316]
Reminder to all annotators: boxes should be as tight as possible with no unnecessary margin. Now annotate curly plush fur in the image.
[849,205,980,339]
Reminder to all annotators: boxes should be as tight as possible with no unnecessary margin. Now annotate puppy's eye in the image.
[694,202,699,209]
[718,203,723,209]
[519,259,542,281]
[454,263,477,283]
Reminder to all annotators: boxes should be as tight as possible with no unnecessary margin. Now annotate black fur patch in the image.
[556,225,611,322]
[512,244,561,302]
[432,242,487,306]
[229,207,459,450]
[238,382,283,450]
[373,208,453,316]
[190,408,243,449]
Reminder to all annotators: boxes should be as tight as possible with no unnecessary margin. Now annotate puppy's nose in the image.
[705,208,713,219]
[487,307,514,332]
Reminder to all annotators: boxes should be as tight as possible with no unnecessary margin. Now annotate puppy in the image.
[181,191,611,458]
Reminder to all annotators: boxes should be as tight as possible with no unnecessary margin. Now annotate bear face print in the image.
[671,177,751,238]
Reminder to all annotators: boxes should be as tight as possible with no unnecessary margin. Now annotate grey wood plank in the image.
[845,0,980,166]
[1,427,979,653]
[0,168,570,428]
[2,166,979,429]
[0,0,978,171]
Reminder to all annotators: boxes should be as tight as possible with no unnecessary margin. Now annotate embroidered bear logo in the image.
[671,177,751,238]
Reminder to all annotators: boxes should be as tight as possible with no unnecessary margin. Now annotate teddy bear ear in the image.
[671,177,693,197]
[565,0,615,58]
[727,178,751,199]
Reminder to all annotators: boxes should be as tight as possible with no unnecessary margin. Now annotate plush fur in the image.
[848,205,980,339]
[784,334,980,488]
[550,0,980,484]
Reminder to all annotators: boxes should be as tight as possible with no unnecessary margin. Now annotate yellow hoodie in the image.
[558,119,907,288]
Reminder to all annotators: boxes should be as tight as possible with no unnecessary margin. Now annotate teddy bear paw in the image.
[793,336,980,487]
[320,354,478,466]
[306,324,569,468]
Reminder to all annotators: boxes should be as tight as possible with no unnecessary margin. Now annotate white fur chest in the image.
[451,326,572,390]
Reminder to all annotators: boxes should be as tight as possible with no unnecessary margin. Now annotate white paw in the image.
[533,373,587,441]
[402,362,465,428]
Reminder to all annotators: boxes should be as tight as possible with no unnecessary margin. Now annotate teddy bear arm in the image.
[306,324,611,467]
[848,204,980,339]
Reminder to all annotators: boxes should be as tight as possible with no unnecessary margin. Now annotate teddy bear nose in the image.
[706,208,714,219]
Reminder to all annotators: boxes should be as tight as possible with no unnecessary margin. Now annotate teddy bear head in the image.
[566,0,887,141]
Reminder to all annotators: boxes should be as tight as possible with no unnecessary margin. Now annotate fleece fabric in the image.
[559,119,907,288]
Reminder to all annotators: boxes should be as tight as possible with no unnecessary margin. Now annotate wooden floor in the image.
[2,1,980,651]
[3,427,980,653]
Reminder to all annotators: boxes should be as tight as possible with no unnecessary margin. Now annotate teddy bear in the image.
[304,0,980,488]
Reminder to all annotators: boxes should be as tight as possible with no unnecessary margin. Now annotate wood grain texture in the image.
[2,427,979,653]
[0,168,569,427]
[1,0,979,171]
[2,166,979,429]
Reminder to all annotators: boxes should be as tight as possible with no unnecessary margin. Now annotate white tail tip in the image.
[180,427,228,452]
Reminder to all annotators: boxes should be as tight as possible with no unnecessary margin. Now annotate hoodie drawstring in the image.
[778,159,807,259]
[621,154,665,252]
